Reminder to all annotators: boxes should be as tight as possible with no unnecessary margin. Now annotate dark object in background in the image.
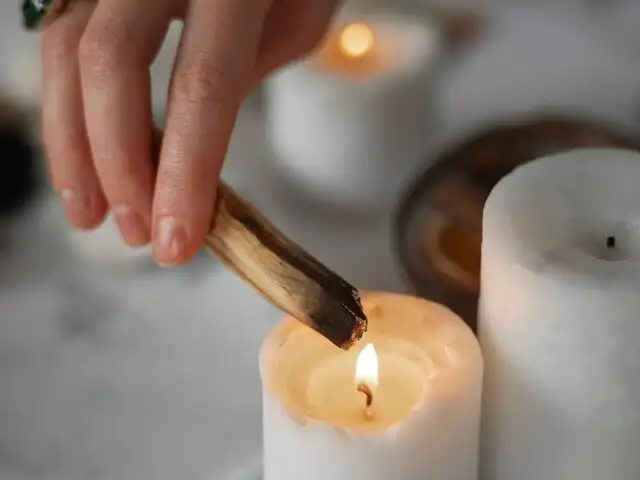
[443,10,484,45]
[0,114,38,219]
[394,116,638,332]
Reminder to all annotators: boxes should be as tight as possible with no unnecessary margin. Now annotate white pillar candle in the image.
[479,148,640,480]
[265,12,442,213]
[260,291,483,480]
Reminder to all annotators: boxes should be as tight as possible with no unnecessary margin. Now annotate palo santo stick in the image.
[203,181,367,350]
[150,128,367,349]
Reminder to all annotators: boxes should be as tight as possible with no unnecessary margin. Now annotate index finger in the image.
[151,0,271,266]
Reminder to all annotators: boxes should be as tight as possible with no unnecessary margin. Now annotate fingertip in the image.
[151,181,216,266]
[60,187,109,230]
[152,216,182,265]
[152,214,207,266]
[112,204,151,246]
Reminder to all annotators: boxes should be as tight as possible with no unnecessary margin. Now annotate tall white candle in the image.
[260,291,483,480]
[265,12,442,213]
[480,148,640,480]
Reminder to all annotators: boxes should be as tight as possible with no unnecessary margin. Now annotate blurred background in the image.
[2,0,640,479]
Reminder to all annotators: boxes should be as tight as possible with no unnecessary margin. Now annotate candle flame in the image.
[339,22,375,58]
[355,343,379,390]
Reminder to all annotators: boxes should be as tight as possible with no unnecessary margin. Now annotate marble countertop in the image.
[2,4,640,480]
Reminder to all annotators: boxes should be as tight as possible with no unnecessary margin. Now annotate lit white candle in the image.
[480,148,640,480]
[265,12,442,212]
[260,291,483,480]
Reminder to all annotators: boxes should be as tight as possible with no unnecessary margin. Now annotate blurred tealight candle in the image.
[260,291,483,480]
[339,22,375,57]
[266,11,442,214]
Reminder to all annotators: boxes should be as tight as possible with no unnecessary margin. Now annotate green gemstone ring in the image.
[22,0,68,31]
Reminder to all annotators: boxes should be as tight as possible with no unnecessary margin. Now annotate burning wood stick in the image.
[204,182,367,349]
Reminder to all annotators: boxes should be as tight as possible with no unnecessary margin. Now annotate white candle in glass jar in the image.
[265,12,442,213]
[480,148,640,480]
[260,291,483,480]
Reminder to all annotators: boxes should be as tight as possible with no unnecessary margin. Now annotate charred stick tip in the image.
[308,285,368,350]
[342,315,368,350]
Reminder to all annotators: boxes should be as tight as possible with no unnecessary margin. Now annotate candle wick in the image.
[606,236,616,249]
[357,383,375,421]
[357,383,373,407]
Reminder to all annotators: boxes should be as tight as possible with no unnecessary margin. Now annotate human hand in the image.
[40,0,338,265]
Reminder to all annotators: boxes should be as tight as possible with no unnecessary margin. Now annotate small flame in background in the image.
[339,23,375,58]
[355,343,379,390]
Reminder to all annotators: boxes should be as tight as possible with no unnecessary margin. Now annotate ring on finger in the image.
[21,0,72,31]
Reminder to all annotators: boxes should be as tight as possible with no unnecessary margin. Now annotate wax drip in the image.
[606,236,616,249]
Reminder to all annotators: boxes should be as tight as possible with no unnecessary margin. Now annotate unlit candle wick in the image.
[607,236,616,249]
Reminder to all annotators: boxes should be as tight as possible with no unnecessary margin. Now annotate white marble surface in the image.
[1,4,640,480]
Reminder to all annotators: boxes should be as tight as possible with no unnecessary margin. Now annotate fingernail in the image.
[59,189,107,229]
[153,216,187,266]
[112,205,150,246]
[61,188,86,214]
[60,189,98,228]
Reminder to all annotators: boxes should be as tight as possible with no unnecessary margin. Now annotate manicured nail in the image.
[153,216,187,266]
[112,205,150,246]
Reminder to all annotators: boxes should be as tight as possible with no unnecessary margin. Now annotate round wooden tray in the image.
[394,116,639,332]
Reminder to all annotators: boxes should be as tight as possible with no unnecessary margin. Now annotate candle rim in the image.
[483,148,640,288]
